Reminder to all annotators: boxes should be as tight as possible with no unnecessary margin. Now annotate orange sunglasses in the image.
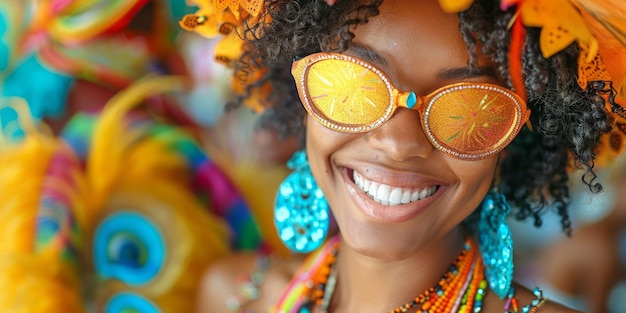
[292,52,530,160]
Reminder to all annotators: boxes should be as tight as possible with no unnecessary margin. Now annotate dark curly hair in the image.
[230,0,613,235]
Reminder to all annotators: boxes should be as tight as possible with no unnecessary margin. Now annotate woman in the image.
[186,0,625,312]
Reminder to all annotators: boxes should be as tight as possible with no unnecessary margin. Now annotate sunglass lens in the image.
[305,59,392,127]
[424,87,520,158]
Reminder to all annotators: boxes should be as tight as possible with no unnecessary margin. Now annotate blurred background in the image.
[0,1,295,312]
[0,1,624,313]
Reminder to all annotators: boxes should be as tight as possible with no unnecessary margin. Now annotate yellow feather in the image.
[0,134,86,312]
[0,255,84,313]
[0,136,56,254]
[87,75,189,208]
[92,181,230,308]
[122,135,189,186]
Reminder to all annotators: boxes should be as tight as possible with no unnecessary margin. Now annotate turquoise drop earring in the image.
[478,188,514,299]
[274,150,329,253]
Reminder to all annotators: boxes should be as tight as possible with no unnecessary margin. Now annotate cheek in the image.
[450,157,499,210]
[305,117,337,177]
[452,155,498,181]
[305,116,355,196]
[305,115,349,158]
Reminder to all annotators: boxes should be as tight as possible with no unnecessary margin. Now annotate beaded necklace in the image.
[272,236,340,313]
[314,240,486,313]
[272,237,486,313]
[271,236,546,313]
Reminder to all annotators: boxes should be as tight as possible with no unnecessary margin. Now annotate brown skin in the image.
[196,0,582,312]
[310,0,499,262]
[195,253,304,313]
[305,1,580,312]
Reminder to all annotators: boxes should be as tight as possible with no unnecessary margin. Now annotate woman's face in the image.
[305,0,501,259]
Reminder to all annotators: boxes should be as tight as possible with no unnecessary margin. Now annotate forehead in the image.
[351,0,482,92]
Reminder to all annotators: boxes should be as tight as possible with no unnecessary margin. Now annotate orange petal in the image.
[521,0,596,59]
[437,0,474,13]
[241,0,263,16]
[213,32,245,65]
[178,10,220,38]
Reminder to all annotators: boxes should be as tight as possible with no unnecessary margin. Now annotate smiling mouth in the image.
[352,171,439,206]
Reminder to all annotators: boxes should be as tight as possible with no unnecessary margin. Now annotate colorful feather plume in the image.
[60,75,253,312]
[0,97,86,313]
[1,74,263,312]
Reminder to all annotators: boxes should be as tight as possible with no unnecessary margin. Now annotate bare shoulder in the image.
[195,252,305,313]
[194,252,257,313]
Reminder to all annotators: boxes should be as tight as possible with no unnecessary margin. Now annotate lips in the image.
[344,168,442,223]
[353,171,438,206]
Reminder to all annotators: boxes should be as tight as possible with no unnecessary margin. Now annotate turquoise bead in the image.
[406,92,417,109]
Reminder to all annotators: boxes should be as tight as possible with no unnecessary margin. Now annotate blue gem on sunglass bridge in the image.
[407,92,417,109]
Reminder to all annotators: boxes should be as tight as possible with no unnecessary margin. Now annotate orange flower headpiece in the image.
[179,0,271,112]
[439,0,626,166]
[180,0,626,161]
[179,0,267,65]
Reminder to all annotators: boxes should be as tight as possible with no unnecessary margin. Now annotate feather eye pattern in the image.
[1,70,267,312]
[85,74,253,249]
[68,75,251,312]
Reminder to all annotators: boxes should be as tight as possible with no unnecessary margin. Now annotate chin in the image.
[338,220,433,260]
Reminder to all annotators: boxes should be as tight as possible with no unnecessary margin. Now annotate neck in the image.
[327,229,467,312]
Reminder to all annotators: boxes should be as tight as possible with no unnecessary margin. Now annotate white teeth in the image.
[376,184,391,204]
[389,188,402,206]
[420,188,430,199]
[353,171,437,206]
[368,182,379,198]
[401,190,411,204]
[411,190,419,202]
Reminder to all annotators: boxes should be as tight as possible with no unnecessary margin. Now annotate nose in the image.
[365,108,435,161]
